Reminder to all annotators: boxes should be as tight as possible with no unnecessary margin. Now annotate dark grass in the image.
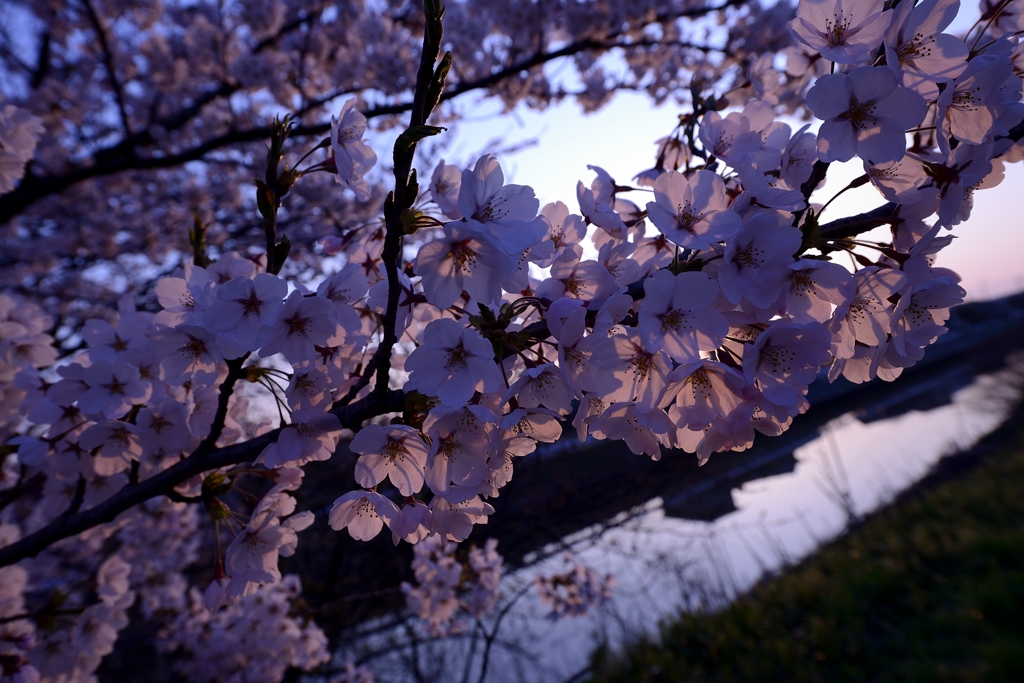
[589,401,1024,683]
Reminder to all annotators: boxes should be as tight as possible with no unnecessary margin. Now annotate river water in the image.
[330,356,1023,683]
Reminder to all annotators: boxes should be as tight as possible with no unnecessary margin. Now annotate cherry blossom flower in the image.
[81,296,151,363]
[638,270,728,362]
[806,65,927,163]
[790,0,891,64]
[225,516,293,596]
[429,489,494,542]
[205,273,287,353]
[577,166,629,237]
[390,501,433,545]
[936,57,1014,151]
[535,201,587,267]
[153,264,213,328]
[589,401,673,459]
[149,324,223,385]
[782,260,856,323]
[663,360,750,429]
[891,276,965,357]
[77,360,151,420]
[719,213,803,308]
[557,307,598,397]
[256,291,338,364]
[865,154,929,203]
[79,420,144,477]
[328,490,401,541]
[698,109,762,164]
[455,154,547,255]
[645,170,742,250]
[884,0,967,84]
[500,407,563,444]
[430,159,464,219]
[831,267,907,359]
[415,223,514,309]
[502,363,574,415]
[780,124,818,190]
[744,321,832,409]
[590,329,672,407]
[404,319,503,408]
[351,424,429,496]
[331,99,377,201]
[258,410,343,468]
[137,397,194,458]
[423,406,495,496]
[534,252,619,306]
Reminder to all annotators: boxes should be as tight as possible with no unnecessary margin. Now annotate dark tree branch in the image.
[374,0,448,398]
[81,0,132,136]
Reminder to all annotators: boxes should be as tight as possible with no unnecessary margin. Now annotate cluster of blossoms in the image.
[0,0,1022,680]
[401,536,504,637]
[534,553,616,620]
[159,575,329,683]
[0,101,44,195]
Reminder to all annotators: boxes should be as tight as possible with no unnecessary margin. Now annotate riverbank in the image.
[589,396,1024,683]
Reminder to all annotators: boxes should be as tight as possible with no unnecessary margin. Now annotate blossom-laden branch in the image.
[1,0,1024,680]
[0,389,404,568]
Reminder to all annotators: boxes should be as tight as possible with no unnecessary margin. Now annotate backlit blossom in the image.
[352,424,429,496]
[806,66,927,163]
[638,270,728,362]
[331,99,377,201]
[645,170,742,250]
[404,319,503,408]
[256,291,337,364]
[328,490,401,542]
[790,0,891,64]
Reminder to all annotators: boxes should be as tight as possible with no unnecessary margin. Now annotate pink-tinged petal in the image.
[389,453,425,496]
[856,120,907,164]
[354,453,390,488]
[674,271,720,309]
[817,119,858,162]
[349,423,384,455]
[644,201,679,236]
[435,371,476,408]
[806,74,854,121]
[416,239,464,309]
[426,318,465,349]
[404,346,449,394]
[651,170,688,209]
[874,87,928,129]
[849,65,897,104]
[465,356,503,393]
[688,170,727,211]
[700,209,743,244]
[947,102,994,146]
[642,270,674,311]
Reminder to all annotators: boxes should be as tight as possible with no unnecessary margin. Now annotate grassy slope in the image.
[590,409,1024,683]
